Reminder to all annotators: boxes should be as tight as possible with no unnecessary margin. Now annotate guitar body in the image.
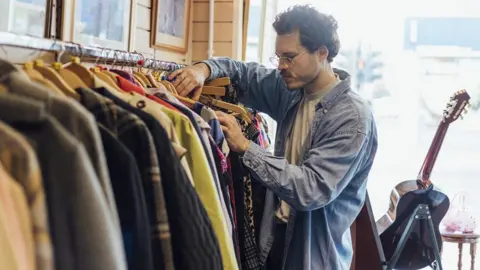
[377,180,450,269]
[375,90,470,269]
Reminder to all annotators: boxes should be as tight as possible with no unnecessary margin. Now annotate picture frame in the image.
[151,0,191,53]
[69,0,133,50]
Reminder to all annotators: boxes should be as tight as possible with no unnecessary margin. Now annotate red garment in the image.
[116,76,146,95]
[147,94,180,113]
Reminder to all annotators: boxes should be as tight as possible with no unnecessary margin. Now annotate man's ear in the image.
[317,46,329,62]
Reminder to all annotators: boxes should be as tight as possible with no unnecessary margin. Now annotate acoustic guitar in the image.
[376,90,471,269]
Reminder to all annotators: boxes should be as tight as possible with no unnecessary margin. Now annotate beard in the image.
[281,70,318,90]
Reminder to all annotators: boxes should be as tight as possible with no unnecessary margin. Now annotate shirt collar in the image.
[315,68,351,111]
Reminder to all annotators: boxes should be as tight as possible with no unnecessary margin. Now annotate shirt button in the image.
[136,100,146,109]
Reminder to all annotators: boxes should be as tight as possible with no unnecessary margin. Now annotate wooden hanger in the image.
[51,62,82,99]
[205,77,231,87]
[64,56,94,87]
[33,60,80,99]
[133,69,152,87]
[53,61,88,91]
[160,80,179,95]
[92,67,126,93]
[146,73,160,87]
[175,95,196,109]
[23,62,64,95]
[23,61,47,81]
[202,86,226,96]
[157,78,197,108]
[146,73,163,88]
[101,69,119,82]
[133,74,147,87]
[199,95,251,123]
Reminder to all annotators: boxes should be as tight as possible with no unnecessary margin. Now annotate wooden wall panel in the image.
[192,0,243,61]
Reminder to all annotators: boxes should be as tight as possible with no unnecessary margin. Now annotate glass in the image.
[269,51,306,68]
[442,192,477,234]
[0,0,47,37]
[73,0,131,50]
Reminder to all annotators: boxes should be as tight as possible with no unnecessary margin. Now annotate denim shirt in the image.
[203,58,378,270]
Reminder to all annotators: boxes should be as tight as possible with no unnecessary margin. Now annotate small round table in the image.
[442,233,480,270]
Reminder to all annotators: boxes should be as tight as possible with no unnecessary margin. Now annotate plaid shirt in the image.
[0,120,54,270]
[77,88,174,270]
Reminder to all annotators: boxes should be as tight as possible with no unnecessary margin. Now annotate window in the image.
[73,0,131,50]
[0,0,47,37]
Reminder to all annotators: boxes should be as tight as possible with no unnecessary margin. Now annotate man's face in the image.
[275,30,323,90]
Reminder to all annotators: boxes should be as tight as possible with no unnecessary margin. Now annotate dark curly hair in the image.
[272,5,340,63]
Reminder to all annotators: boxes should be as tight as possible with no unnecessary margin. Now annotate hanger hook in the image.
[56,43,66,62]
[78,43,85,61]
[144,58,152,74]
[129,51,135,69]
[0,45,7,58]
[118,50,125,70]
[103,48,111,67]
[134,52,141,69]
[112,50,119,70]
[94,48,105,66]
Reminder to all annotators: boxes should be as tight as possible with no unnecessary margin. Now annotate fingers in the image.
[215,111,228,125]
[168,69,181,81]
[171,71,185,89]
[176,77,192,95]
[191,87,202,101]
[215,111,236,128]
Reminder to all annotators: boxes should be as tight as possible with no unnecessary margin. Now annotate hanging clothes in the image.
[0,120,53,270]
[0,92,127,270]
[76,87,171,270]
[102,86,238,270]
[0,52,274,270]
[0,160,35,270]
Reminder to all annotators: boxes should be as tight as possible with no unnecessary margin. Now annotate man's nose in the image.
[277,63,288,71]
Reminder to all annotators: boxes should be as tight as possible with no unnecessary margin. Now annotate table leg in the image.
[470,243,476,270]
[459,243,463,270]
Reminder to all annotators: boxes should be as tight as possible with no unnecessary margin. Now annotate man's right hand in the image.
[167,63,211,100]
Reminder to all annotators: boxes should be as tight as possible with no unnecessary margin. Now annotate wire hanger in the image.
[132,53,152,87]
[92,49,124,92]
[144,58,163,88]
[101,49,121,82]
[124,51,146,88]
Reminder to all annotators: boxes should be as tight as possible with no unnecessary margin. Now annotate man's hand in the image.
[167,63,210,100]
[215,111,251,153]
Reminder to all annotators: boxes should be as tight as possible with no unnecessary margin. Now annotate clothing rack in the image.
[0,32,186,71]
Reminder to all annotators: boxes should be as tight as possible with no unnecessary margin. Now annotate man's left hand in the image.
[215,111,251,153]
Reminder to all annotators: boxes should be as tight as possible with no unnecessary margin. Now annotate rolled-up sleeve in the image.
[242,129,368,211]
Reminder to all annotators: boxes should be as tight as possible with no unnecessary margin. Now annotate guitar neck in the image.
[417,121,450,184]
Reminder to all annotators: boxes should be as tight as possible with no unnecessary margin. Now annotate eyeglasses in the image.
[269,51,307,68]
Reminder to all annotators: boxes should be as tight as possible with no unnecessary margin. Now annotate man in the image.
[169,5,378,270]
